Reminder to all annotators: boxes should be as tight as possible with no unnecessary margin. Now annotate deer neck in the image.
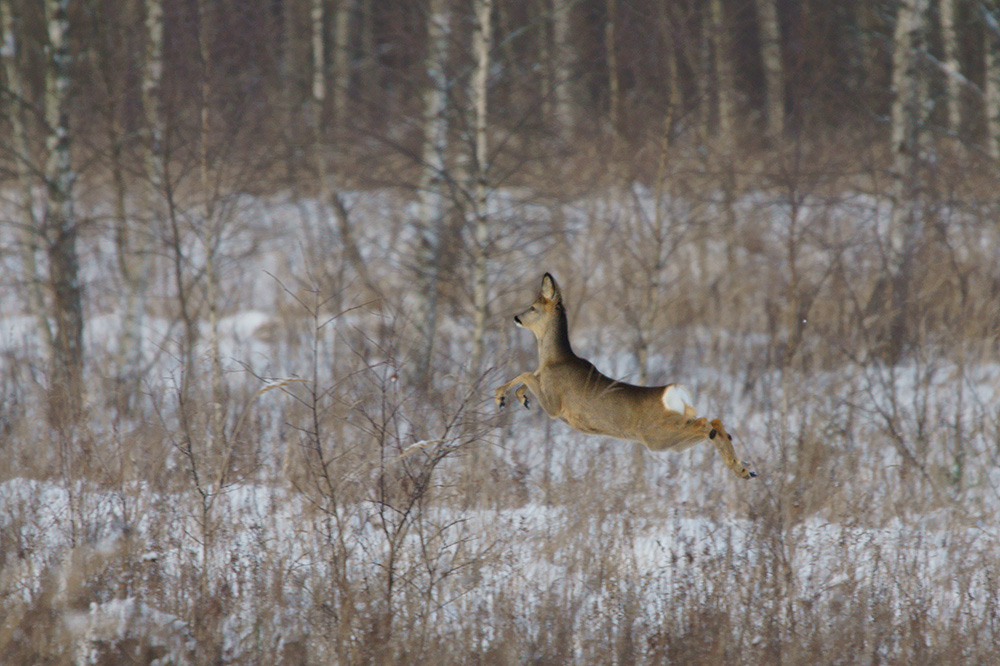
[536,306,575,366]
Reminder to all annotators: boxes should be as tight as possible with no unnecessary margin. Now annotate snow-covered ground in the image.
[2,472,997,662]
[2,186,999,662]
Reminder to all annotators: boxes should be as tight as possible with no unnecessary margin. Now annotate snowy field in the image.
[2,186,999,664]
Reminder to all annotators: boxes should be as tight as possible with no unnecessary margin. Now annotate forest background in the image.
[2,0,1000,664]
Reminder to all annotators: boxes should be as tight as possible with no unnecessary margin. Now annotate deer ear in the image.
[541,273,561,302]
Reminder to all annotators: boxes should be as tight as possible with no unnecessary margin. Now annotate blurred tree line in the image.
[4,0,998,171]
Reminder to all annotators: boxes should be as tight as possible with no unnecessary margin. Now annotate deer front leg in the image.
[514,372,564,416]
[707,418,756,480]
[495,372,536,409]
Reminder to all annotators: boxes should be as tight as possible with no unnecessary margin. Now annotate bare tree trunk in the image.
[1,1,54,359]
[282,0,302,155]
[359,0,374,77]
[108,0,163,408]
[141,0,164,227]
[552,0,574,138]
[469,0,493,376]
[886,0,929,361]
[754,0,784,139]
[331,0,352,126]
[414,0,451,389]
[856,0,877,89]
[604,0,620,137]
[311,0,329,225]
[197,0,225,446]
[889,0,927,262]
[44,0,83,422]
[657,3,680,148]
[940,0,961,136]
[537,0,553,121]
[710,0,735,141]
[311,0,326,120]
[310,0,376,299]
[697,6,712,142]
[984,1,1000,159]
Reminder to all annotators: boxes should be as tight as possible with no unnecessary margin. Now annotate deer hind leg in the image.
[707,418,756,480]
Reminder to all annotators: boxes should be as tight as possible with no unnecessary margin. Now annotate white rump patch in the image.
[662,384,696,416]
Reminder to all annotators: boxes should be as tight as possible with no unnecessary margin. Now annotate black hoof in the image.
[522,397,530,409]
[498,396,506,409]
[709,429,717,439]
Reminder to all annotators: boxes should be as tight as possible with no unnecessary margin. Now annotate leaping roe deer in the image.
[495,273,756,480]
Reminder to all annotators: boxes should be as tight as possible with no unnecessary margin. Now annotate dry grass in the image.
[2,141,1000,664]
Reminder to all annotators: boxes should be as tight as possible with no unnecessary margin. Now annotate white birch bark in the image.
[415,0,451,388]
[552,0,574,137]
[754,0,784,138]
[940,0,961,135]
[311,0,326,111]
[142,0,165,186]
[311,0,328,216]
[888,0,928,269]
[469,0,493,375]
[984,1,1000,159]
[1,1,54,358]
[44,0,83,419]
[710,0,735,141]
[884,0,929,360]
[331,0,351,125]
[198,0,225,444]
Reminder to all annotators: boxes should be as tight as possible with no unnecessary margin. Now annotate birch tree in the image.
[109,0,163,400]
[537,0,553,121]
[469,0,493,375]
[940,0,961,136]
[281,0,301,123]
[310,0,376,298]
[195,0,227,444]
[889,0,928,262]
[331,0,352,125]
[604,0,620,137]
[43,0,83,421]
[656,3,680,148]
[853,0,879,96]
[414,0,452,389]
[984,1,1000,159]
[141,0,164,237]
[311,0,326,127]
[552,0,574,137]
[1,0,54,360]
[885,0,929,359]
[696,5,712,142]
[710,0,735,141]
[755,0,784,139]
[310,0,330,240]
